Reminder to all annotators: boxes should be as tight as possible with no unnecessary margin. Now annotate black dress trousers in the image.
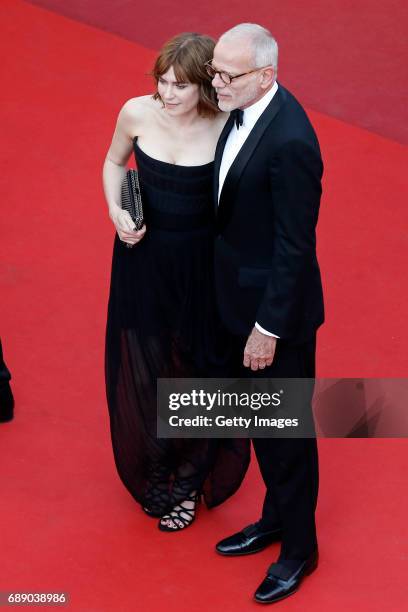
[231,335,319,560]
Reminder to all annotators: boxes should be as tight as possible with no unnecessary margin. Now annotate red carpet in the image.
[27,0,408,144]
[1,2,407,610]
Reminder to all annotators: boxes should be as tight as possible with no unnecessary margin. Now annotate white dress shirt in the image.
[218,81,280,338]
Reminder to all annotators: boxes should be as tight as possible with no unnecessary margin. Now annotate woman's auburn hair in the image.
[152,32,219,118]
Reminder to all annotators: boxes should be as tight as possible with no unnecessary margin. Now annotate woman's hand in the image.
[110,207,146,247]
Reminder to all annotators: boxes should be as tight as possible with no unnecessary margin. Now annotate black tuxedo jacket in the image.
[214,84,324,344]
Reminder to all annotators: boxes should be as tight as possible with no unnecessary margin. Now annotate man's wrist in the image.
[255,322,280,338]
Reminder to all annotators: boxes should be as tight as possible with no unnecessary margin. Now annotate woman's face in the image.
[157,66,200,116]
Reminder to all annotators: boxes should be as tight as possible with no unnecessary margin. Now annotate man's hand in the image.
[243,327,277,371]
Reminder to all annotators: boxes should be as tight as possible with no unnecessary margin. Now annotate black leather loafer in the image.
[216,523,282,556]
[254,550,318,604]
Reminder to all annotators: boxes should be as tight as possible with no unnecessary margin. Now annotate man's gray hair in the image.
[219,23,278,74]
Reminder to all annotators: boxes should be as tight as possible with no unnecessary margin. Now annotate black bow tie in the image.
[231,108,244,129]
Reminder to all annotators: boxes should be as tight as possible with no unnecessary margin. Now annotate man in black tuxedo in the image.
[207,24,324,604]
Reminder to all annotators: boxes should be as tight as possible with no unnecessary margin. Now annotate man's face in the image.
[211,39,263,111]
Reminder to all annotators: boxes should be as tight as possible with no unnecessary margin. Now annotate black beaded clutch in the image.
[121,168,144,232]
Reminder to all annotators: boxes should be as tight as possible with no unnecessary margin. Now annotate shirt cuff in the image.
[255,322,280,338]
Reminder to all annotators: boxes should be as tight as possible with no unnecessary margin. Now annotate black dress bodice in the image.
[134,139,215,232]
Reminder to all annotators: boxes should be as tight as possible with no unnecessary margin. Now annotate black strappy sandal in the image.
[158,490,201,532]
[142,463,172,518]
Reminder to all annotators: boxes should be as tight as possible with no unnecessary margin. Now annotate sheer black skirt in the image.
[105,227,249,513]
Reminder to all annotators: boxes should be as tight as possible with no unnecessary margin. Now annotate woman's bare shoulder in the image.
[119,95,158,119]
[116,95,162,138]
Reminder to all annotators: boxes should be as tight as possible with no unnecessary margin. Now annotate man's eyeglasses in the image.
[204,60,269,84]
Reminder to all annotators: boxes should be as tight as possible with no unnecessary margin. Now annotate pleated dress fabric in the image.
[105,139,249,511]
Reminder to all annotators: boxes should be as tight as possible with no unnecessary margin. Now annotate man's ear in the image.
[260,67,275,89]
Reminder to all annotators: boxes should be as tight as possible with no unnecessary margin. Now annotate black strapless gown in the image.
[105,139,249,514]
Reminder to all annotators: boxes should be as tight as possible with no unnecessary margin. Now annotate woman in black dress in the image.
[103,33,249,531]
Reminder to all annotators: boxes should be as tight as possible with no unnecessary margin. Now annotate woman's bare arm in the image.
[102,99,146,245]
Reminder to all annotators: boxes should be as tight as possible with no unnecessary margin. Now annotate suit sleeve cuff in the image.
[255,322,280,338]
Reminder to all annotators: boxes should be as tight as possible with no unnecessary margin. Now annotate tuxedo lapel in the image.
[214,114,235,212]
[217,86,286,230]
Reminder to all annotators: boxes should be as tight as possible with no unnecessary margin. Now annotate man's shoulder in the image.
[269,84,319,147]
[276,84,304,109]
[275,84,310,123]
